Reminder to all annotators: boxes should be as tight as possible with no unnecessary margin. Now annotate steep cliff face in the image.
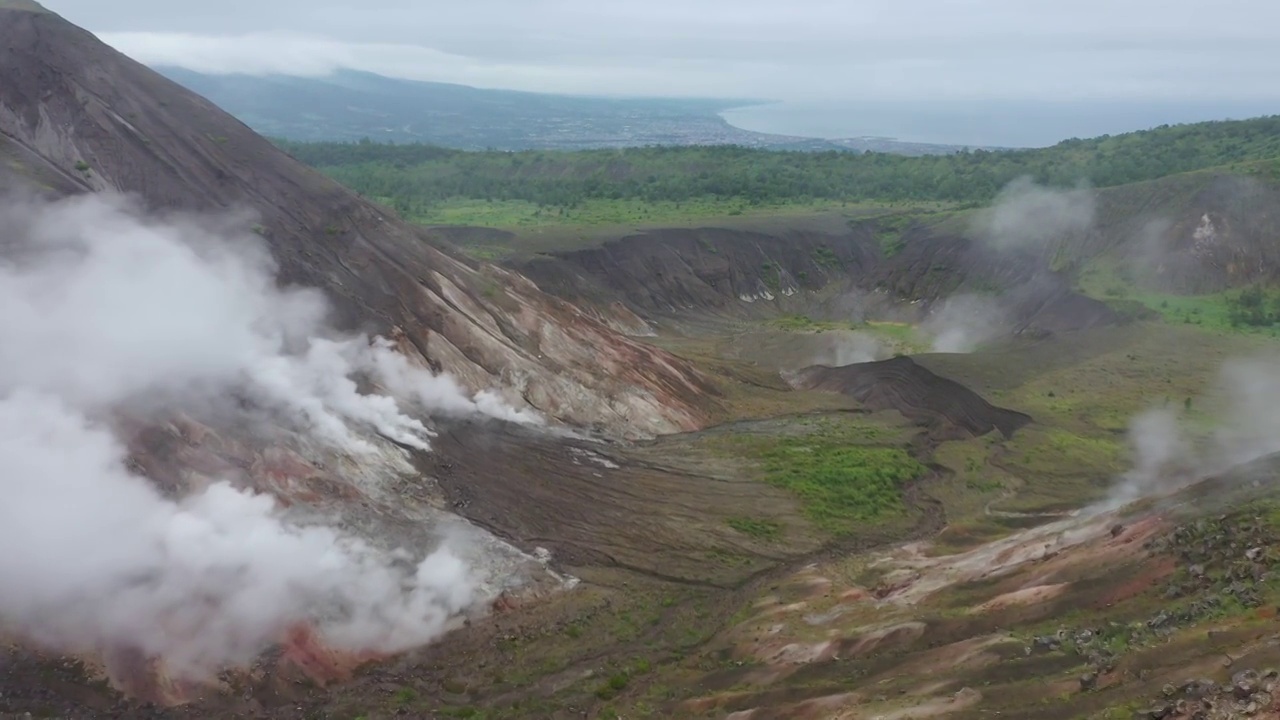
[0,5,718,438]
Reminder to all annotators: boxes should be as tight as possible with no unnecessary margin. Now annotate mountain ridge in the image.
[0,6,718,437]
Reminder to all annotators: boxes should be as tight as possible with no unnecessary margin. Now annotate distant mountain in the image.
[154,67,977,155]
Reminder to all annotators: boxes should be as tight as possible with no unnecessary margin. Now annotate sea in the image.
[719,99,1280,149]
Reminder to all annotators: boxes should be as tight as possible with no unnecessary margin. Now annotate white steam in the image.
[0,391,473,679]
[819,331,887,366]
[0,192,536,452]
[1113,356,1280,506]
[1213,358,1280,465]
[920,177,1096,353]
[0,193,530,680]
[970,176,1096,252]
[1113,407,1185,503]
[922,294,1008,353]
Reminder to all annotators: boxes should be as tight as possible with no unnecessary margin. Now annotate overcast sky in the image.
[39,0,1280,105]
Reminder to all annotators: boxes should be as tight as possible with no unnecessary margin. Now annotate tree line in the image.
[272,115,1280,213]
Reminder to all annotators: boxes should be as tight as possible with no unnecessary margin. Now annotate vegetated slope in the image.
[0,4,719,438]
[789,356,1033,439]
[499,158,1280,338]
[1059,166,1280,294]
[278,115,1280,210]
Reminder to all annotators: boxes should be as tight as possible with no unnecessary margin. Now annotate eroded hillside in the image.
[0,5,717,438]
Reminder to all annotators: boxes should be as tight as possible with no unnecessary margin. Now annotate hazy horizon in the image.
[40,0,1280,149]
[720,98,1280,148]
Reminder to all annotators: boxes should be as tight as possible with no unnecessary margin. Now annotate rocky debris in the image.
[1024,509,1280,698]
[1145,513,1279,612]
[491,591,521,614]
[1080,671,1098,691]
[1137,668,1280,718]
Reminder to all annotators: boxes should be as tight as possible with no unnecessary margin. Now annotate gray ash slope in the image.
[0,1,720,437]
[788,356,1033,440]
[499,221,1120,335]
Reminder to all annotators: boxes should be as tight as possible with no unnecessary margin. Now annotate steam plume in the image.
[1113,356,1280,506]
[970,176,1096,251]
[922,294,1008,353]
[819,331,886,366]
[0,192,526,679]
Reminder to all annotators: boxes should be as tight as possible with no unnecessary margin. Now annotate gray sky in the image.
[40,0,1280,103]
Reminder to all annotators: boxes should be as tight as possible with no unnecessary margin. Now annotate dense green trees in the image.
[274,115,1280,212]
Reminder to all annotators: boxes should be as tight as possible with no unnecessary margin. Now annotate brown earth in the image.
[667,470,1280,720]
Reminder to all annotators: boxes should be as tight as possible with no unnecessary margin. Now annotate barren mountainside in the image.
[0,3,717,438]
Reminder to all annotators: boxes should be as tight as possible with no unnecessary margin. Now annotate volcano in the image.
[0,1,718,439]
[0,0,730,710]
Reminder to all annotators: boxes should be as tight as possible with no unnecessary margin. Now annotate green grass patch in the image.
[862,320,923,350]
[393,688,417,705]
[408,197,882,230]
[760,261,782,293]
[702,416,925,533]
[767,315,852,332]
[595,671,632,700]
[726,516,782,540]
[1077,259,1280,336]
[1003,427,1124,479]
[927,517,1018,556]
[994,427,1124,511]
[811,245,841,269]
[927,437,1016,518]
[873,213,918,257]
[755,440,925,532]
[765,316,928,354]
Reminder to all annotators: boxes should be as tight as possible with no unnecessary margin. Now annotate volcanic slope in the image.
[788,356,1034,440]
[9,5,1280,720]
[0,4,1016,719]
[0,2,825,717]
[0,3,718,439]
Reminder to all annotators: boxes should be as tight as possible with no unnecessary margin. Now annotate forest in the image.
[275,115,1280,218]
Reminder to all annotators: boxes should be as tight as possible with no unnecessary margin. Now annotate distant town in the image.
[159,67,983,156]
